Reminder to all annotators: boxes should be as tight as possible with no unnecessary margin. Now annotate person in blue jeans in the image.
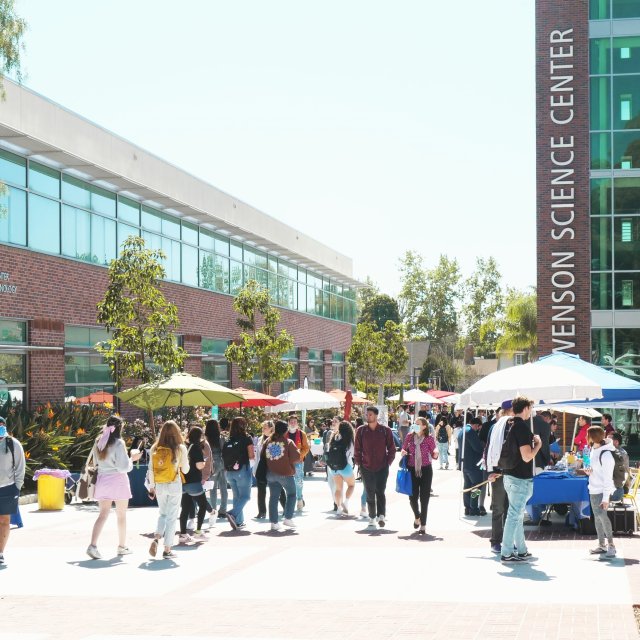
[205,419,228,517]
[223,417,255,530]
[500,397,542,563]
[458,417,484,515]
[264,420,301,531]
[286,415,310,511]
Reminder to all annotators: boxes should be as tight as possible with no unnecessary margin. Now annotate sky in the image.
[14,0,536,296]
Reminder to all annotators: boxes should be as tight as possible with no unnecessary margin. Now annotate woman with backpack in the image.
[434,415,452,470]
[147,420,190,558]
[401,416,438,534]
[178,426,213,542]
[223,416,255,530]
[204,419,228,518]
[264,420,300,531]
[86,415,142,560]
[326,421,356,515]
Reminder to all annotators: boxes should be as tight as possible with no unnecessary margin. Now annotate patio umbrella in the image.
[76,390,114,404]
[218,387,287,411]
[263,387,341,413]
[328,389,368,405]
[387,388,444,404]
[117,372,244,422]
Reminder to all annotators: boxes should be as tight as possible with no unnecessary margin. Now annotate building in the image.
[536,0,640,382]
[0,80,359,409]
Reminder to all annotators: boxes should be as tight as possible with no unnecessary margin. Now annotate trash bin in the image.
[34,469,71,511]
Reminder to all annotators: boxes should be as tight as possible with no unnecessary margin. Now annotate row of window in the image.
[590,177,640,215]
[591,0,640,20]
[592,271,640,308]
[0,149,357,323]
[591,75,640,131]
[592,329,640,381]
[590,131,640,169]
[591,216,640,270]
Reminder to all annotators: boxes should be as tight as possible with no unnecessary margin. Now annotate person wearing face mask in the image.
[286,415,310,511]
[0,416,25,565]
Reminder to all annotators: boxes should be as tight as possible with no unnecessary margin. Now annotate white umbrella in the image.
[387,388,444,404]
[458,362,602,408]
[537,404,602,418]
[264,387,341,412]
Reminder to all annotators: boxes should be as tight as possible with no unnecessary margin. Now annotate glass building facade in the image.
[590,2,640,381]
[0,149,357,324]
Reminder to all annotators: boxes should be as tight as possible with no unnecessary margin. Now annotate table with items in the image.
[526,471,591,525]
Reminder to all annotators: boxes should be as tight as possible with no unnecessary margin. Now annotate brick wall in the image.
[536,0,591,358]
[0,245,353,406]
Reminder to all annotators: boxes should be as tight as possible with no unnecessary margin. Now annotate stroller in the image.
[64,472,81,504]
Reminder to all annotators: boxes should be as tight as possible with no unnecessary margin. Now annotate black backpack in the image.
[222,438,245,471]
[497,420,520,471]
[326,437,348,471]
[436,425,449,444]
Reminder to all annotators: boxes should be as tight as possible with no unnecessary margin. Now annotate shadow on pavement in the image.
[254,530,298,538]
[397,533,443,542]
[355,528,399,536]
[67,557,125,569]
[138,559,179,570]
[497,562,555,581]
[217,529,251,537]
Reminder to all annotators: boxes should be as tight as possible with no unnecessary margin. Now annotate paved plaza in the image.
[2,463,639,640]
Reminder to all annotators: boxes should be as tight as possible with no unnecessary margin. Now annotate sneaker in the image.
[589,545,607,555]
[418,527,426,535]
[217,511,227,519]
[539,519,552,527]
[149,539,158,557]
[86,545,101,560]
[368,517,376,527]
[490,543,501,554]
[296,500,304,511]
[236,522,246,529]
[283,518,297,529]
[333,503,338,512]
[501,554,526,563]
[193,530,207,540]
[117,546,133,556]
[0,553,4,564]
[479,507,487,516]
[340,503,349,516]
[360,508,368,518]
[162,550,177,559]
[256,512,266,519]
[606,545,617,558]
[186,518,195,530]
[271,523,283,531]
[517,552,533,560]
[178,534,193,544]
[226,513,238,530]
[377,515,386,528]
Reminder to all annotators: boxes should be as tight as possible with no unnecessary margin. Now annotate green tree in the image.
[461,257,504,356]
[419,351,462,391]
[0,0,25,96]
[346,322,386,395]
[381,320,408,384]
[360,294,401,331]
[496,288,537,361]
[356,276,380,320]
[96,235,187,386]
[225,280,294,394]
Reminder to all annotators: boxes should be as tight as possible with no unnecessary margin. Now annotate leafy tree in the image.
[225,280,294,394]
[381,320,408,384]
[356,276,380,320]
[360,294,401,331]
[418,350,462,391]
[461,257,504,356]
[346,323,386,395]
[96,236,187,389]
[496,288,537,361]
[0,0,25,96]
[398,252,461,343]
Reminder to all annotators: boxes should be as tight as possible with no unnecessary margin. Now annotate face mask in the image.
[288,426,297,433]
[0,425,7,438]
[411,424,421,433]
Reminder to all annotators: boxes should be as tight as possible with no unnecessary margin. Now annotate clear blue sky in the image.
[15,0,536,296]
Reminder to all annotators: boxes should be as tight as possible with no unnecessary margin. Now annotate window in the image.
[62,205,91,261]
[614,132,640,169]
[230,241,242,261]
[616,274,640,308]
[141,206,162,232]
[162,237,181,282]
[613,0,640,19]
[28,193,60,253]
[64,326,113,401]
[591,133,611,170]
[0,186,26,246]
[331,352,345,390]
[202,338,230,387]
[182,222,198,245]
[590,0,610,18]
[614,177,640,214]
[514,353,524,366]
[621,279,634,307]
[590,38,611,76]
[117,196,140,225]
[0,150,25,188]
[592,328,613,366]
[591,217,611,271]
[621,94,632,123]
[62,175,90,209]
[181,244,198,286]
[592,272,612,310]
[614,328,640,377]
[230,260,243,294]
[28,162,60,199]
[90,185,115,217]
[308,349,324,391]
[118,222,139,248]
[613,36,640,74]
[91,215,117,266]
[283,348,299,392]
[591,77,610,131]
[0,320,28,407]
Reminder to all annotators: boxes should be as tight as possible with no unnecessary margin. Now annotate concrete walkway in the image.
[2,462,639,639]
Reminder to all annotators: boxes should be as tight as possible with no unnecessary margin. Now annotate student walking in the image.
[264,421,300,531]
[401,417,438,534]
[324,417,340,510]
[434,415,451,470]
[255,420,279,518]
[286,414,310,510]
[147,420,189,558]
[222,417,255,530]
[326,421,356,515]
[87,416,141,559]
[354,406,396,528]
[204,419,228,518]
[0,416,25,565]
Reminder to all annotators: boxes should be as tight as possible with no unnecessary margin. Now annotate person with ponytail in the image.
[87,415,142,559]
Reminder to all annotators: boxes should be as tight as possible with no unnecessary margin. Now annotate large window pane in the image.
[613,75,640,131]
[613,131,640,168]
[0,186,26,245]
[298,283,307,312]
[28,193,60,253]
[215,235,229,256]
[0,150,25,187]
[591,132,611,169]
[615,273,640,308]
[62,175,90,209]
[161,213,180,240]
[117,196,140,225]
[201,338,229,355]
[230,241,242,261]
[64,355,111,384]
[591,77,610,131]
[91,215,116,266]
[202,361,230,385]
[615,329,640,376]
[162,237,180,281]
[90,185,115,217]
[590,38,611,76]
[141,206,162,232]
[590,0,610,18]
[0,353,25,384]
[612,36,640,74]
[182,222,198,245]
[613,0,640,18]
[61,205,91,261]
[591,178,612,216]
[591,217,611,270]
[199,251,216,290]
[216,255,229,293]
[614,217,640,269]
[0,320,26,343]
[64,325,109,348]
[182,244,198,286]
[199,228,215,251]
[592,272,612,310]
[28,162,60,199]
[614,177,640,214]
[230,260,243,294]
[592,328,613,365]
[118,223,139,248]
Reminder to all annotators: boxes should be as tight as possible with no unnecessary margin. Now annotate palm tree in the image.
[496,289,537,361]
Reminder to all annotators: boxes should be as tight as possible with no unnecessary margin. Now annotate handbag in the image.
[77,449,98,501]
[395,456,413,496]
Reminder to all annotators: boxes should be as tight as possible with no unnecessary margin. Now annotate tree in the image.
[96,235,187,387]
[225,280,294,394]
[461,257,504,356]
[346,323,386,395]
[356,276,380,320]
[0,0,25,96]
[380,320,408,384]
[419,351,463,391]
[496,288,537,361]
[360,293,401,331]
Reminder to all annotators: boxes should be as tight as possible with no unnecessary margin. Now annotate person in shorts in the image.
[326,421,356,515]
[0,416,25,565]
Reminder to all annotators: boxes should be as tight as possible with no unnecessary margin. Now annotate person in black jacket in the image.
[458,417,484,516]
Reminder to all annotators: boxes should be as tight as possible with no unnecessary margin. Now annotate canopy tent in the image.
[534,352,640,409]
[427,390,457,399]
[386,389,444,404]
[536,404,602,419]
[263,387,341,413]
[218,387,287,409]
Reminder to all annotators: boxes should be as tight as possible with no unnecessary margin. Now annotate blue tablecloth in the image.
[526,472,591,520]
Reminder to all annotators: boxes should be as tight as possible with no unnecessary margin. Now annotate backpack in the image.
[222,438,245,471]
[326,436,348,471]
[151,446,177,483]
[497,420,520,471]
[436,425,449,444]
[4,437,15,469]
[599,448,626,489]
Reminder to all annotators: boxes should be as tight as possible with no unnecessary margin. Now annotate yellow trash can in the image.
[37,474,65,510]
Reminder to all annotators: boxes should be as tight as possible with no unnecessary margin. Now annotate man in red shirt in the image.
[354,406,396,528]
